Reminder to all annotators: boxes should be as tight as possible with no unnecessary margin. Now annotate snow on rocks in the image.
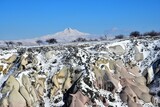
[0,38,160,107]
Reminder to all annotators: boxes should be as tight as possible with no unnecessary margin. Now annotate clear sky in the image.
[0,0,160,40]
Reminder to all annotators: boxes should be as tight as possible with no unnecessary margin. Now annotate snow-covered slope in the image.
[0,38,160,107]
[41,28,90,42]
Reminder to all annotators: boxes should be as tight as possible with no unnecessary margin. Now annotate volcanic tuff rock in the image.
[0,38,160,107]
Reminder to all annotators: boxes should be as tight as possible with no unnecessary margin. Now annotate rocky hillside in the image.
[0,38,160,107]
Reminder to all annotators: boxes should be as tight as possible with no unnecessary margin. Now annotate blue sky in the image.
[0,0,160,40]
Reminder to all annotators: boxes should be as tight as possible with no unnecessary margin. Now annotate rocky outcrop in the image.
[134,46,144,62]
[0,38,160,107]
[19,86,32,107]
[1,75,20,93]
[109,45,125,55]
[1,76,26,107]
[3,54,17,64]
[8,88,26,107]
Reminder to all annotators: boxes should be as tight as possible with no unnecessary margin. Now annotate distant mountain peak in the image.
[63,27,75,33]
[64,27,73,33]
[41,28,90,42]
[54,28,90,36]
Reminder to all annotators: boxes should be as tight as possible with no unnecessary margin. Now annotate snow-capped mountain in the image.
[0,28,91,46]
[40,28,90,42]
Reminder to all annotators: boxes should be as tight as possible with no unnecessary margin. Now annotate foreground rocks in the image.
[0,38,160,107]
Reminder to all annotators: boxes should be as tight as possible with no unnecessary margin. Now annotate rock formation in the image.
[0,38,160,107]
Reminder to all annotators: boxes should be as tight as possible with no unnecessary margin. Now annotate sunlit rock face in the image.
[0,38,160,107]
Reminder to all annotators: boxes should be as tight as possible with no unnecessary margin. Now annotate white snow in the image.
[0,38,160,107]
[41,28,90,42]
